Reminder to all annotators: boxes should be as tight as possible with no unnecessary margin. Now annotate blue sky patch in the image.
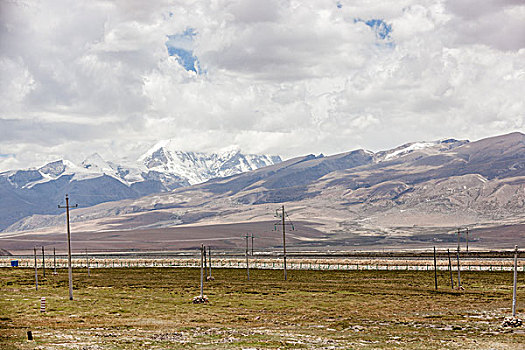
[355,18,393,42]
[166,28,201,73]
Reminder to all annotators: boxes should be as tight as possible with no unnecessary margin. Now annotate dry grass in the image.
[1,267,524,349]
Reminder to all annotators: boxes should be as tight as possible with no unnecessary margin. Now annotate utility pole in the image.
[207,246,212,280]
[456,246,462,290]
[274,205,294,281]
[42,246,46,278]
[244,234,250,281]
[53,247,57,275]
[203,245,207,276]
[282,206,286,280]
[58,194,78,301]
[251,234,254,256]
[512,245,518,317]
[200,244,204,297]
[282,205,287,282]
[34,247,38,291]
[433,246,438,290]
[455,227,470,289]
[447,249,454,290]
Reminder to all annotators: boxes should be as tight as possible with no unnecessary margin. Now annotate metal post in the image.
[245,234,250,281]
[67,196,73,300]
[200,244,204,297]
[41,246,46,278]
[53,247,57,274]
[282,205,287,281]
[58,194,77,300]
[34,247,38,291]
[448,249,454,290]
[433,246,438,290]
[512,245,518,317]
[208,246,212,279]
[203,245,207,277]
[456,247,461,289]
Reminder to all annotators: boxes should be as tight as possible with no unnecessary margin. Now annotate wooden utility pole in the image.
[245,234,250,281]
[447,249,454,290]
[251,234,254,256]
[512,245,518,317]
[433,246,438,290]
[34,247,38,291]
[58,194,77,300]
[41,246,46,278]
[200,244,204,297]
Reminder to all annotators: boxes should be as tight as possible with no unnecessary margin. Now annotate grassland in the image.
[1,267,523,349]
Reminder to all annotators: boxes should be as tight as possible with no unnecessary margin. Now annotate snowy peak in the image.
[377,139,468,162]
[82,153,114,173]
[38,160,67,177]
[1,145,282,192]
[139,141,282,185]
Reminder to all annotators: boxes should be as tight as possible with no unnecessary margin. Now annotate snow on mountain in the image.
[139,140,282,185]
[2,145,283,191]
[377,139,468,162]
[81,153,115,174]
[382,142,437,161]
[0,145,283,231]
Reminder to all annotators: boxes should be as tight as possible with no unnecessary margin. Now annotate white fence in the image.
[1,258,523,272]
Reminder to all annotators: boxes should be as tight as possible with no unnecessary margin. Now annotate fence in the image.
[1,258,523,272]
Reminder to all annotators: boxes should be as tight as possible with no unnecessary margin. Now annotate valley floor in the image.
[1,268,524,349]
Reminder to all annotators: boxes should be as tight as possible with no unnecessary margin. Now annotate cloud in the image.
[444,0,525,51]
[0,0,524,172]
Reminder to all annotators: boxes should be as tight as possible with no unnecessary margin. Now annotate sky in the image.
[0,0,524,171]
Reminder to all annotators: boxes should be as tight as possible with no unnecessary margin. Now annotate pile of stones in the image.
[192,295,209,304]
[501,317,523,328]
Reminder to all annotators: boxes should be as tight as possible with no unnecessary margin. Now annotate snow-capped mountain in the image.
[0,145,282,231]
[6,133,525,252]
[140,140,282,185]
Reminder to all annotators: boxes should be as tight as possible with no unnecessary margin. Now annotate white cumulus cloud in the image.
[0,0,524,171]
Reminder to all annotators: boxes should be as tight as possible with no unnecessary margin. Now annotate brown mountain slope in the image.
[2,132,525,252]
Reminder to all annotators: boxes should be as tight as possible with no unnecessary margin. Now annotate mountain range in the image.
[0,142,281,231]
[2,132,524,252]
